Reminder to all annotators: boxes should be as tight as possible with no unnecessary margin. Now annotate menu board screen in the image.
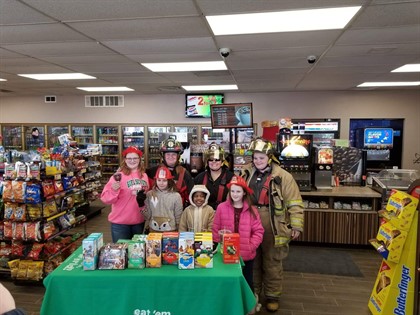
[363,128,394,148]
[210,103,253,129]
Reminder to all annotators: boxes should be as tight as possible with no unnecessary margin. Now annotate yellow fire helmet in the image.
[248,138,280,164]
[204,143,228,168]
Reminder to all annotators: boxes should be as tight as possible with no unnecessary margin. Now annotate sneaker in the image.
[247,293,261,314]
[266,299,279,312]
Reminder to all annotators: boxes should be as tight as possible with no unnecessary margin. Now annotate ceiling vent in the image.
[45,95,56,103]
[85,95,124,107]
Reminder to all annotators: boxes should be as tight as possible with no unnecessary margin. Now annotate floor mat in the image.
[283,245,364,277]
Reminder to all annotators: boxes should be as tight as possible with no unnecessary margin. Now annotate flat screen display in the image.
[363,128,393,148]
[210,103,253,129]
[185,94,224,118]
[277,134,313,160]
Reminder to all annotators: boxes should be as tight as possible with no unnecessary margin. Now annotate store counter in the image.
[40,247,255,315]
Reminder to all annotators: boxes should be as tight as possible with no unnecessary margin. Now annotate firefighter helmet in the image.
[160,138,184,157]
[205,144,226,162]
[154,166,174,180]
[248,138,274,156]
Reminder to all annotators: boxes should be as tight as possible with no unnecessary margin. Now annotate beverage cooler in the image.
[277,133,313,191]
[71,125,94,149]
[147,126,171,168]
[47,125,69,148]
[24,125,45,151]
[122,126,145,151]
[96,125,120,183]
[1,125,23,150]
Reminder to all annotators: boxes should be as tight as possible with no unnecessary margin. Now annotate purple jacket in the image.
[212,200,264,261]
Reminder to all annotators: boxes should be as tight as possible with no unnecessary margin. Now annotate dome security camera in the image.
[307,55,317,64]
[219,48,231,58]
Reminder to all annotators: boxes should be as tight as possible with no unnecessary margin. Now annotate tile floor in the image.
[1,201,382,315]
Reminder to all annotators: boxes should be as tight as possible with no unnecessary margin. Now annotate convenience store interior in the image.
[1,1,420,315]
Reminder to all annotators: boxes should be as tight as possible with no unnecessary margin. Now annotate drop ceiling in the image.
[0,0,419,96]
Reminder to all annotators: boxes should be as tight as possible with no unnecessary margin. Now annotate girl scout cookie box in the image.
[146,233,162,268]
[193,232,213,268]
[178,232,195,269]
[223,233,240,264]
[162,232,179,265]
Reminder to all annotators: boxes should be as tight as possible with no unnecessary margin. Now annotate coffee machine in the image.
[313,146,333,191]
[277,133,313,191]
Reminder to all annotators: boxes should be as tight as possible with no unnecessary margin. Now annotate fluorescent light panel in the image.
[77,87,134,92]
[18,73,96,80]
[206,6,361,35]
[182,85,238,91]
[358,82,420,87]
[392,64,420,72]
[0,78,7,81]
[142,61,227,72]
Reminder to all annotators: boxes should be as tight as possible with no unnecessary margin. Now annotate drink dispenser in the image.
[314,146,333,190]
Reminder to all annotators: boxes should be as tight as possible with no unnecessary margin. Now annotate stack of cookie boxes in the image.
[368,190,419,315]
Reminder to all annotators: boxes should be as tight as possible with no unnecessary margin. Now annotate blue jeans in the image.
[111,222,145,242]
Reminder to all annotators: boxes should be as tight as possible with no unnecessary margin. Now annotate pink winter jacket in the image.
[212,200,264,261]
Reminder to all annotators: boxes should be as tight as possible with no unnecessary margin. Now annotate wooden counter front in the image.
[298,186,382,245]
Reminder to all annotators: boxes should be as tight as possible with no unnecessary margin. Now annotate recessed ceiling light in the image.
[206,6,361,35]
[0,78,7,81]
[358,82,420,87]
[18,73,96,80]
[76,87,134,92]
[391,64,420,72]
[142,61,227,72]
[182,85,238,91]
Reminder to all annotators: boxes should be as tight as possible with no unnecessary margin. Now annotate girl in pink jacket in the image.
[212,176,264,293]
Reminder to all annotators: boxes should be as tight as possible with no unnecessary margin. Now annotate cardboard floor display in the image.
[368,190,419,315]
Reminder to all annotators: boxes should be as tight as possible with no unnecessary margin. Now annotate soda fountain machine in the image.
[277,133,313,191]
[313,146,333,191]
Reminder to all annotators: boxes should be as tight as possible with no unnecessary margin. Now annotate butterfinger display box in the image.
[223,233,240,264]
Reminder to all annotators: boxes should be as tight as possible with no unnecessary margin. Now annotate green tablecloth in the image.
[41,247,255,315]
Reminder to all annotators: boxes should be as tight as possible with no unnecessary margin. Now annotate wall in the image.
[1,90,419,169]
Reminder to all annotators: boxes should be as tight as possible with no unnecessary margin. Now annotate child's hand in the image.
[136,190,147,207]
[111,182,120,191]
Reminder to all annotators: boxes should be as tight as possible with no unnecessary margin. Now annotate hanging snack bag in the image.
[25,184,42,204]
[12,181,26,203]
[42,180,56,198]
[4,163,16,180]
[26,162,41,181]
[15,162,27,180]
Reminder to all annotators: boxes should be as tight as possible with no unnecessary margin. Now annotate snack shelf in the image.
[0,151,102,280]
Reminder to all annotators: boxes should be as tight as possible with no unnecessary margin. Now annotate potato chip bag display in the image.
[25,183,42,204]
[4,163,16,180]
[2,181,14,202]
[12,181,26,203]
[42,199,58,217]
[15,161,27,180]
[27,204,43,220]
[14,204,27,221]
[27,162,41,180]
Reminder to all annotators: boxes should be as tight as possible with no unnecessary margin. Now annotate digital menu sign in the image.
[210,103,253,129]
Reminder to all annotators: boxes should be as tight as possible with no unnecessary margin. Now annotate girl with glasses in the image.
[101,146,150,242]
